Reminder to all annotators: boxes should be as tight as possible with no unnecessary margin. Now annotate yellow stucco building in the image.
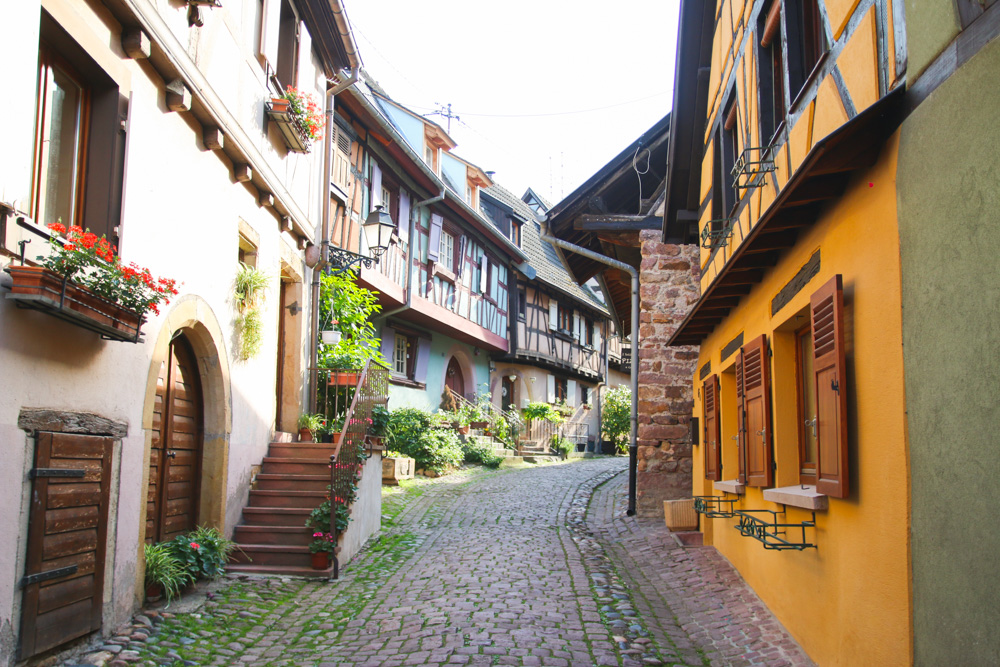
[663,1,911,663]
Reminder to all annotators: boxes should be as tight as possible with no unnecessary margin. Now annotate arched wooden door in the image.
[445,356,466,399]
[147,334,204,544]
[502,376,516,412]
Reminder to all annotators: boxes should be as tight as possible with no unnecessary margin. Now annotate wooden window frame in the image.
[786,0,828,105]
[795,323,818,485]
[555,377,569,403]
[511,220,522,248]
[557,304,572,334]
[517,289,526,321]
[757,0,786,147]
[439,230,455,272]
[274,0,300,91]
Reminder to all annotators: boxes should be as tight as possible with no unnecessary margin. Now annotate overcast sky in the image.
[342,0,680,206]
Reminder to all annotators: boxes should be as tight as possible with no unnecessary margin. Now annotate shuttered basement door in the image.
[19,432,113,659]
[148,335,204,544]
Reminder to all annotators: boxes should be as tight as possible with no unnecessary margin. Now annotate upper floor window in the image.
[518,290,526,320]
[439,231,455,272]
[558,304,572,332]
[585,318,595,347]
[33,48,86,230]
[786,0,828,104]
[394,333,409,377]
[511,220,522,248]
[275,0,299,89]
[757,0,785,145]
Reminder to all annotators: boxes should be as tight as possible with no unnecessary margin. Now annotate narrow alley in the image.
[76,460,811,667]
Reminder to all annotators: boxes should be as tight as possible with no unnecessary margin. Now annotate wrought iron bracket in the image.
[734,508,817,551]
[694,495,739,518]
[732,146,777,191]
[325,247,378,276]
[701,219,735,249]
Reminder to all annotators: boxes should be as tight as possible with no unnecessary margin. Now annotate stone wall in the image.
[636,232,700,517]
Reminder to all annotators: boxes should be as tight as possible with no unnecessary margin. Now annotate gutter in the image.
[540,221,640,516]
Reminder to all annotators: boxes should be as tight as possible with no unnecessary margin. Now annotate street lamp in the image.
[326,205,394,275]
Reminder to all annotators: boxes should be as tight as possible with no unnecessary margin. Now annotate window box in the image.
[762,485,828,511]
[266,98,311,154]
[327,370,360,387]
[5,266,143,342]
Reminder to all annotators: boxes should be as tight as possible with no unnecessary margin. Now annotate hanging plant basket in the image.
[5,266,144,342]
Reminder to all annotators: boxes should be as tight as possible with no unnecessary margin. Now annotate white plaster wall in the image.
[338,453,382,566]
[0,0,327,653]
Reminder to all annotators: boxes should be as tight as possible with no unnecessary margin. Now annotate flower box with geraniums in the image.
[266,86,324,154]
[5,223,177,342]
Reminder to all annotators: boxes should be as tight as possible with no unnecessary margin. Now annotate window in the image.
[381,186,391,212]
[795,324,818,485]
[555,377,568,403]
[511,220,522,248]
[581,386,590,406]
[439,231,455,272]
[393,333,410,377]
[558,304,572,333]
[32,47,86,230]
[786,0,828,103]
[585,318,595,347]
[757,0,786,145]
[28,17,127,251]
[517,290,526,320]
[275,0,299,89]
[466,185,472,204]
[238,233,258,268]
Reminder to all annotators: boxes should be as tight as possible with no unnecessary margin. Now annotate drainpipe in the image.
[540,223,640,516]
[308,66,360,413]
[380,187,445,320]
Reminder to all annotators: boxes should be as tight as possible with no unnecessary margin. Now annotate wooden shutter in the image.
[573,313,581,341]
[427,214,443,261]
[567,380,577,407]
[811,275,849,498]
[742,334,774,487]
[456,236,467,278]
[735,349,747,484]
[414,338,431,383]
[379,326,395,367]
[398,191,410,243]
[370,162,383,208]
[19,433,112,659]
[259,0,282,73]
[479,256,488,293]
[547,375,556,403]
[702,375,721,481]
[549,300,558,330]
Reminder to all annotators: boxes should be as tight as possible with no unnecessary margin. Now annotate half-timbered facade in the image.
[663,0,910,663]
[480,184,618,450]
[331,78,526,410]
[0,0,358,660]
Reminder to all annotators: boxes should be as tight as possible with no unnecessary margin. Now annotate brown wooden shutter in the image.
[811,275,849,498]
[742,335,774,487]
[19,433,112,659]
[735,349,747,484]
[703,375,721,481]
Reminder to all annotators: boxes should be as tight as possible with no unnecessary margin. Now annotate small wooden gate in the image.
[19,432,113,659]
[148,334,204,544]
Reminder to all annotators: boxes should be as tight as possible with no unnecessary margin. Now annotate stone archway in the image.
[136,296,232,597]
[445,356,466,398]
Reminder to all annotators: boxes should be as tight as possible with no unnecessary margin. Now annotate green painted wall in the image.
[378,322,489,413]
[897,31,1000,666]
[904,0,960,78]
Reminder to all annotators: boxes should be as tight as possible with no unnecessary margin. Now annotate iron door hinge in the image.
[29,468,85,480]
[21,564,78,587]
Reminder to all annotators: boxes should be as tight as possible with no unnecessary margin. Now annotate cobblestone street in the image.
[73,459,811,667]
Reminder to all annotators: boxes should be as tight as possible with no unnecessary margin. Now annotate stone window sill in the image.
[763,485,828,511]
[389,376,425,390]
[714,479,745,495]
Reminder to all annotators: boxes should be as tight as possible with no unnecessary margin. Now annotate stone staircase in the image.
[463,430,514,460]
[227,434,338,578]
[517,439,561,463]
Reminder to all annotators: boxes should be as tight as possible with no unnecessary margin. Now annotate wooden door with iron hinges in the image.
[19,432,112,659]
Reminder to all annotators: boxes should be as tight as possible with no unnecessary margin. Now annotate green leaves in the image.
[318,269,383,370]
[602,385,632,454]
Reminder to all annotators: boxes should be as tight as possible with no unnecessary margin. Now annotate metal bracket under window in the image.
[734,508,817,551]
[732,146,777,191]
[700,218,735,249]
[694,495,739,518]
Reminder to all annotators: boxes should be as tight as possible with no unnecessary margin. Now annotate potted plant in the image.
[265,86,325,153]
[308,532,335,570]
[6,223,178,341]
[551,434,574,460]
[298,413,323,442]
[143,542,192,602]
[368,405,391,447]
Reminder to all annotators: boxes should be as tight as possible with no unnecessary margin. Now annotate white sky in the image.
[341,0,681,206]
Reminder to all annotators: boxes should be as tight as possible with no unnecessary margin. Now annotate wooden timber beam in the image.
[783,175,848,206]
[597,232,642,247]
[573,214,662,231]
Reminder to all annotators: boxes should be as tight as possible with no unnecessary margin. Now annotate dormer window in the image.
[425,145,434,166]
[511,220,522,247]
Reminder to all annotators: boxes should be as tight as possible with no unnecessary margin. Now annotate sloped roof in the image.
[482,184,608,316]
[522,187,553,211]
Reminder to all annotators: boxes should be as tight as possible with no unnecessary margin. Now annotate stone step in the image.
[266,442,338,459]
[240,507,313,527]
[260,457,332,475]
[254,473,329,492]
[225,562,334,578]
[232,525,312,547]
[247,489,328,509]
[229,543,314,568]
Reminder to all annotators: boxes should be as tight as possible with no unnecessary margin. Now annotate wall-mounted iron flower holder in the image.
[734,509,817,551]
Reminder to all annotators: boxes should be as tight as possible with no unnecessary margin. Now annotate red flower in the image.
[190,542,200,550]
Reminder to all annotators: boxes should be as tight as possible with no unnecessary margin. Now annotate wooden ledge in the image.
[763,485,829,510]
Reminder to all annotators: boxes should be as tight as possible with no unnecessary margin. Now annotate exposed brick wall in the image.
[636,231,700,517]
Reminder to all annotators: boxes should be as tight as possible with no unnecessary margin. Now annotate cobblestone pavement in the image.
[65,459,812,667]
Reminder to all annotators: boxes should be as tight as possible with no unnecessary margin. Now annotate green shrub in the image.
[522,401,566,425]
[388,408,463,473]
[551,435,574,457]
[165,526,238,581]
[602,385,632,454]
[462,437,497,465]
